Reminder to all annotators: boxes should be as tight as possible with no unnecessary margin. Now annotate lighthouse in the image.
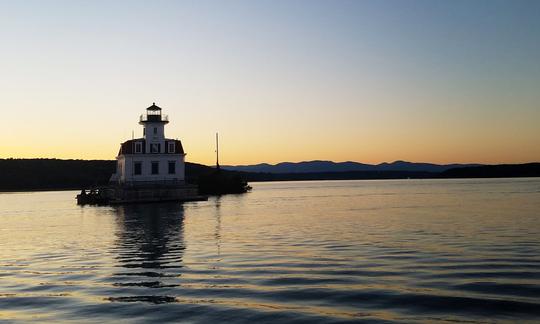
[76,103,205,205]
[110,103,186,184]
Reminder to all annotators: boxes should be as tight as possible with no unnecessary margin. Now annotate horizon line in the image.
[2,156,539,167]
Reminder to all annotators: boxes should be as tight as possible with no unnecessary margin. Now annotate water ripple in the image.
[1,179,540,323]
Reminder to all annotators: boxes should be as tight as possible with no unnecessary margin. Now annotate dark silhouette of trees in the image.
[0,159,250,193]
[1,159,538,192]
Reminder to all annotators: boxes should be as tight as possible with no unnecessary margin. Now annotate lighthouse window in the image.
[153,127,157,135]
[134,162,142,175]
[168,161,176,174]
[150,143,160,153]
[151,161,159,174]
[135,142,142,153]
[168,142,175,153]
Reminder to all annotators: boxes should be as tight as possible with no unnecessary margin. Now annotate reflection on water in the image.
[1,179,540,323]
[214,197,222,258]
[113,203,185,271]
[110,204,185,302]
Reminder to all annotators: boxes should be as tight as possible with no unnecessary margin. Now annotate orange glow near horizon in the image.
[2,110,539,166]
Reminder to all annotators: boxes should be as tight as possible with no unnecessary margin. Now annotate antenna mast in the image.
[216,132,220,170]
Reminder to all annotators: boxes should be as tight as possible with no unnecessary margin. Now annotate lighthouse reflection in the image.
[111,203,185,285]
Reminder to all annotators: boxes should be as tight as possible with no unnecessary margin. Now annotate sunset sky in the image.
[1,0,539,165]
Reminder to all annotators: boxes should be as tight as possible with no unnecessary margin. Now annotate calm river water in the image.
[1,179,540,323]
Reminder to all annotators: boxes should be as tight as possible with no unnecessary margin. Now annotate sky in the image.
[1,0,539,165]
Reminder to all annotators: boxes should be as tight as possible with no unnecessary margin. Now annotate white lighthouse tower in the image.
[110,103,186,185]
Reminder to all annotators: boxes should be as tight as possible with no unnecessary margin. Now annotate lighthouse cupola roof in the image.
[139,102,169,124]
[147,102,161,111]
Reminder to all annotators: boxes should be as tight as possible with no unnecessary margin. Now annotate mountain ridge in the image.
[222,160,482,174]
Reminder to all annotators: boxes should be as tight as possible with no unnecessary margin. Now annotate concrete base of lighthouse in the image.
[108,183,206,204]
[77,182,207,205]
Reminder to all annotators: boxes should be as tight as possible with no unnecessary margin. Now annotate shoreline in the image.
[2,176,539,193]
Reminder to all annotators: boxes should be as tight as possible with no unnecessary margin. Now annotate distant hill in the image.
[223,160,481,173]
[239,163,540,182]
[240,170,435,182]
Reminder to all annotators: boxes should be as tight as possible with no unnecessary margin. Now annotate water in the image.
[1,179,540,323]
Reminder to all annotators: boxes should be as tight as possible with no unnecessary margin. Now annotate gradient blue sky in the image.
[1,0,539,164]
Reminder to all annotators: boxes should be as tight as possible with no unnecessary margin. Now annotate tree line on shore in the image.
[0,158,251,194]
[1,158,538,192]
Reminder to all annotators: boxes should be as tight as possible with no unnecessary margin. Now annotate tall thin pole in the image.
[216,132,220,170]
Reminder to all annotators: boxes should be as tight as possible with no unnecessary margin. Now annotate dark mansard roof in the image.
[118,139,185,155]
